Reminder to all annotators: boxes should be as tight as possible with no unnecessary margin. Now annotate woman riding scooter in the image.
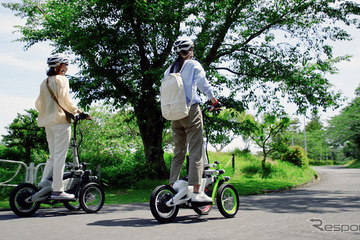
[35,53,86,200]
[164,39,221,203]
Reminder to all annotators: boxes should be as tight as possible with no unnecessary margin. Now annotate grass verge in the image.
[0,152,317,210]
[345,159,360,168]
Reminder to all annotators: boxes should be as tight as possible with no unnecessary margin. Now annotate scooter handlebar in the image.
[74,112,92,121]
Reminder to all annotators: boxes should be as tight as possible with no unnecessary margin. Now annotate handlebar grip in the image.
[78,112,92,120]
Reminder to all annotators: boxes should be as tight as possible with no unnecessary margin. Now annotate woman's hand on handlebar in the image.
[79,112,92,120]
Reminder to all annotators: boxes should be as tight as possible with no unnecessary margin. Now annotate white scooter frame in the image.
[150,107,239,223]
[9,114,105,217]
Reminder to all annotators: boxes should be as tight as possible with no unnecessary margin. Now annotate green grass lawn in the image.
[345,159,360,168]
[0,152,317,210]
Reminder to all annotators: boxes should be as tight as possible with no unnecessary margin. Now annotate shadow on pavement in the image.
[240,188,360,214]
[87,215,226,227]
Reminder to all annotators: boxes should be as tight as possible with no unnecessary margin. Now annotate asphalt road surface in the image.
[1,166,360,240]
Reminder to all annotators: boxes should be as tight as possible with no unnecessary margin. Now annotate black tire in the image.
[193,187,213,215]
[9,183,40,217]
[79,182,105,213]
[216,184,239,218]
[63,201,81,211]
[150,185,179,223]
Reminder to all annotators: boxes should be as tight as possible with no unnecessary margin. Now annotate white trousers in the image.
[42,124,71,192]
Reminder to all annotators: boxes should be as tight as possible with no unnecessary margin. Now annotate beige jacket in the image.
[35,75,79,127]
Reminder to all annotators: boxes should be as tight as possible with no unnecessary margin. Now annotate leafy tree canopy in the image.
[306,111,323,132]
[327,85,360,155]
[3,0,360,177]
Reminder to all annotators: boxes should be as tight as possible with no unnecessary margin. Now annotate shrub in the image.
[281,145,309,167]
[270,142,290,161]
[309,159,334,166]
[98,149,148,188]
[233,148,251,156]
[0,145,25,162]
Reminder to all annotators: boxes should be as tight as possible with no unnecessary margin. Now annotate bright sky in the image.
[0,1,360,148]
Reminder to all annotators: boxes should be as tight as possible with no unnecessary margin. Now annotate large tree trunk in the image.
[134,97,168,180]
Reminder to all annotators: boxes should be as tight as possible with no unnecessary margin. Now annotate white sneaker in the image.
[51,191,75,200]
[191,191,213,203]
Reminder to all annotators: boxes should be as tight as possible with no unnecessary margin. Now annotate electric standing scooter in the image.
[150,106,239,223]
[9,113,105,217]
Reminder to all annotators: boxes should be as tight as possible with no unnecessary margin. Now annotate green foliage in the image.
[327,86,360,160]
[75,105,143,166]
[3,0,360,177]
[0,150,316,208]
[306,111,323,132]
[0,144,24,162]
[346,160,360,168]
[281,145,309,167]
[99,149,147,188]
[288,113,336,163]
[241,160,264,178]
[309,159,334,166]
[0,160,26,184]
[209,151,316,196]
[248,114,290,167]
[203,108,239,152]
[69,104,151,187]
[270,141,290,161]
[233,147,251,156]
[1,109,47,163]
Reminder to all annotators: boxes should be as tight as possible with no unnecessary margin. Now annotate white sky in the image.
[0,1,360,152]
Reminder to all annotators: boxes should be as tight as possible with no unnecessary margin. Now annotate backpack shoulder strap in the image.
[179,60,188,73]
[178,60,197,107]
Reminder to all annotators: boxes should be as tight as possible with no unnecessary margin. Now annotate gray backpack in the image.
[160,62,195,120]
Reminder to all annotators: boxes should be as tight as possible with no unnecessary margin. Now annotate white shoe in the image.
[51,191,75,200]
[191,191,213,203]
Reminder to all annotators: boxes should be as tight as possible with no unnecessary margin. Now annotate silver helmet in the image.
[173,39,194,54]
[47,53,69,68]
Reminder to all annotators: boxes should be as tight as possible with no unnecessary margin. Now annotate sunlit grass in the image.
[345,159,360,168]
[208,151,317,195]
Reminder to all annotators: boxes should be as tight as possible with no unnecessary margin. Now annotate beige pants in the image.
[170,103,203,186]
[42,123,71,192]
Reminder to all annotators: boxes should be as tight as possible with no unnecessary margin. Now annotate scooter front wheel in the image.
[150,185,179,223]
[9,183,40,217]
[216,184,239,218]
[79,182,105,213]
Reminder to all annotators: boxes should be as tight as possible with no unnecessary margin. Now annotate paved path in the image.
[1,166,360,240]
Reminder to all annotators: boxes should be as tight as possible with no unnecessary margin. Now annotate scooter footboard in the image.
[166,186,188,206]
[29,186,51,202]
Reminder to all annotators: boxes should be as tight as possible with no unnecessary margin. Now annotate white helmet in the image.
[173,39,194,54]
[47,53,69,68]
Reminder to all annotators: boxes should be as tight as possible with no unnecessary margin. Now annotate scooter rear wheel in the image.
[9,183,40,217]
[79,182,105,213]
[63,201,81,211]
[193,187,213,215]
[150,185,179,223]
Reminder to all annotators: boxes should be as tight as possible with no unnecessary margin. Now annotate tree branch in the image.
[204,0,246,66]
